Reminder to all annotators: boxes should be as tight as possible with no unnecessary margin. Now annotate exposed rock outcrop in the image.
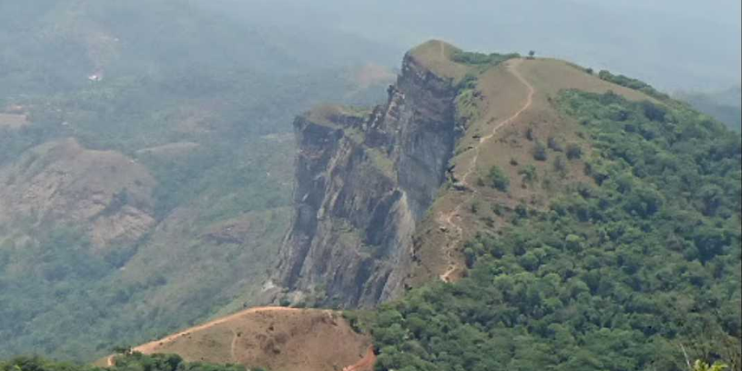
[0,138,157,251]
[278,43,462,307]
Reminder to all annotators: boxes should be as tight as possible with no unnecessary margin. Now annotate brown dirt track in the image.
[439,58,536,283]
[106,307,373,371]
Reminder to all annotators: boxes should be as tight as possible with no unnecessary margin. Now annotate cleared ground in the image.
[104,307,372,371]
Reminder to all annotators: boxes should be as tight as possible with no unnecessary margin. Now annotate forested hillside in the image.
[366,73,741,370]
[0,0,393,360]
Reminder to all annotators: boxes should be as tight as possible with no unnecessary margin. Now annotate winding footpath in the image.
[439,59,536,283]
[106,306,374,371]
[342,347,377,371]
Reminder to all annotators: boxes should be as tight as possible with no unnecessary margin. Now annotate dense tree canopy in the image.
[370,90,741,371]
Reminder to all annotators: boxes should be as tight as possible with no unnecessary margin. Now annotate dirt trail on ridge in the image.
[342,347,377,371]
[439,58,536,283]
[106,306,300,367]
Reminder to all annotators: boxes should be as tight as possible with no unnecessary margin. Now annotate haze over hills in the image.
[677,86,742,131]
[226,0,741,91]
[0,1,740,370]
[0,0,395,360]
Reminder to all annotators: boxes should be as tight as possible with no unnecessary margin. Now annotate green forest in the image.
[368,90,741,370]
[0,0,391,361]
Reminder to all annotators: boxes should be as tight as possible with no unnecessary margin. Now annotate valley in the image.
[0,2,739,370]
[0,0,393,361]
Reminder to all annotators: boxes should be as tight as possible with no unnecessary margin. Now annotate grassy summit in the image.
[364,42,741,371]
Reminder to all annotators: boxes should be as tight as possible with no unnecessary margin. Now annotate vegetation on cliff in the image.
[369,87,741,370]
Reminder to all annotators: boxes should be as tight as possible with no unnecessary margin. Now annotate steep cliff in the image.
[278,41,464,307]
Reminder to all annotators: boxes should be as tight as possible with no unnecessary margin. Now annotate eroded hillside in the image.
[0,138,156,250]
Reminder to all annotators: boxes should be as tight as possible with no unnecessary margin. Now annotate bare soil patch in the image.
[107,307,372,371]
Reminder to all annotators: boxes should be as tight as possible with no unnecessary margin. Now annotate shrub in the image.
[554,155,568,177]
[547,136,563,152]
[470,201,480,214]
[518,165,538,185]
[488,166,510,191]
[566,143,583,160]
[533,140,548,161]
[457,73,478,90]
[598,70,670,100]
[451,51,520,66]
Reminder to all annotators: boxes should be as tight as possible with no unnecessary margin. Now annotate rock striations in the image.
[278,41,462,307]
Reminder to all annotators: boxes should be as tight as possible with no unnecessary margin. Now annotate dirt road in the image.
[439,58,536,282]
[342,347,377,371]
[106,306,300,366]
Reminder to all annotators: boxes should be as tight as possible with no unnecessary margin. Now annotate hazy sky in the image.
[207,0,741,91]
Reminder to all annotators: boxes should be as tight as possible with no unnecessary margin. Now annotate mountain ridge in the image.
[3,35,739,370]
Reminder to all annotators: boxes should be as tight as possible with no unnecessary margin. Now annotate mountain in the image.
[366,43,741,371]
[0,0,396,360]
[677,86,742,131]
[0,2,739,363]
[108,41,740,371]
[275,41,470,308]
[274,40,661,307]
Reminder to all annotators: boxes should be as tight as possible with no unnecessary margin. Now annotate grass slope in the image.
[410,53,658,286]
[367,45,741,371]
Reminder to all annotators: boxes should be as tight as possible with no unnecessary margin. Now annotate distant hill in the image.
[0,0,395,361]
[244,0,741,91]
[677,86,742,131]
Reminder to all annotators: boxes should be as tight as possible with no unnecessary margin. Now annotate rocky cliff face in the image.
[278,50,460,307]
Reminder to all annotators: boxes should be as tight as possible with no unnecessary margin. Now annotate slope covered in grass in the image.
[369,62,740,370]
